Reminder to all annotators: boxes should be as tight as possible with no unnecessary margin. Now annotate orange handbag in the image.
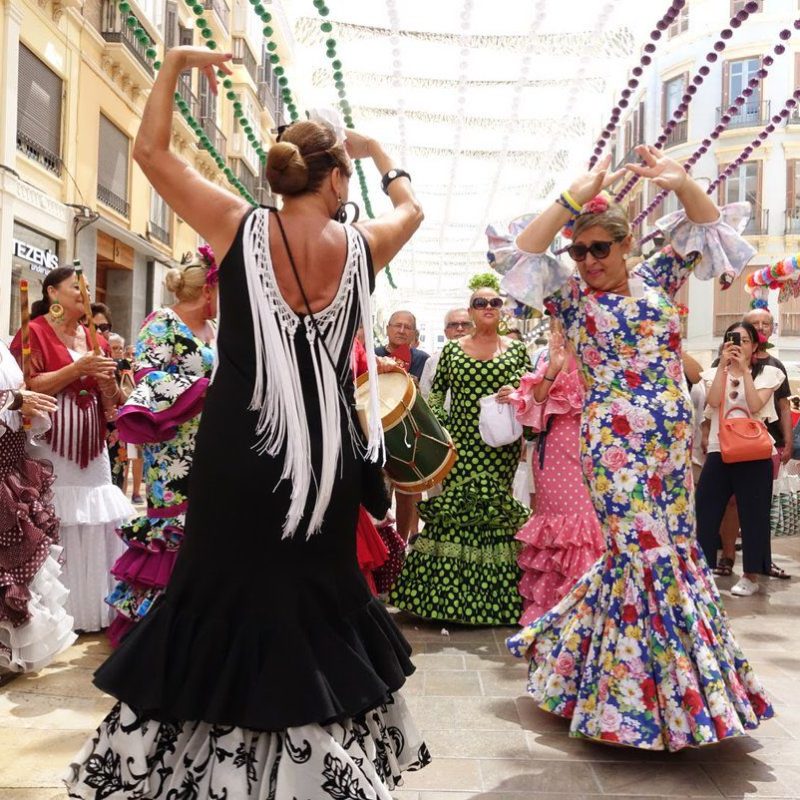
[718,405,773,464]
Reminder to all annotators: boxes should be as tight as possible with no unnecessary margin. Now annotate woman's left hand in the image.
[624,145,688,192]
[735,345,751,372]
[496,385,515,405]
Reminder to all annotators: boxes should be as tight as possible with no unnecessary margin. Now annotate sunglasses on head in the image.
[471,297,504,310]
[567,239,622,262]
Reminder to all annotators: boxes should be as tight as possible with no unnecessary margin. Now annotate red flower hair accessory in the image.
[198,244,219,287]
[581,194,610,215]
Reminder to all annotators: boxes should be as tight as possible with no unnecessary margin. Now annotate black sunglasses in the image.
[567,239,622,262]
[96,322,112,333]
[471,297,504,310]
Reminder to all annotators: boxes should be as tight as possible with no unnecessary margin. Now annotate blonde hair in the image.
[266,121,351,197]
[165,258,208,302]
[573,200,631,242]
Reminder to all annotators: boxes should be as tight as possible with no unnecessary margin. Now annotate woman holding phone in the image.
[696,320,784,597]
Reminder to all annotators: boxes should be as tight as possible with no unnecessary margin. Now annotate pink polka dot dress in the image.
[511,354,604,626]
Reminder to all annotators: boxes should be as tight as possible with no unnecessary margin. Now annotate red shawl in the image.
[10,316,111,469]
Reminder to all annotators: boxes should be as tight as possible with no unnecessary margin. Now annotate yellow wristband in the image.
[561,190,582,214]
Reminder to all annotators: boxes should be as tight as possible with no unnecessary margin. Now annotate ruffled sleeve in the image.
[510,354,584,433]
[116,310,209,445]
[486,214,575,313]
[641,202,757,296]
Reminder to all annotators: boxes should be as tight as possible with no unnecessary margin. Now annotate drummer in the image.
[376,310,430,542]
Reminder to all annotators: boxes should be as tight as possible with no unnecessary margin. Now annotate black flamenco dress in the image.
[65,207,430,799]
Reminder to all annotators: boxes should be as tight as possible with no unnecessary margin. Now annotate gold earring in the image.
[48,302,64,322]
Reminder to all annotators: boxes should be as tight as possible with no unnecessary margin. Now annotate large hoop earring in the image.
[335,201,361,224]
[48,302,64,322]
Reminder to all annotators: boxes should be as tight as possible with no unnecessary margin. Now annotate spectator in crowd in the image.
[506,327,523,342]
[697,321,784,596]
[376,310,430,541]
[419,308,472,401]
[790,395,800,427]
[91,303,113,337]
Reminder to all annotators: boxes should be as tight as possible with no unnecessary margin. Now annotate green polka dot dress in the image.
[390,339,532,625]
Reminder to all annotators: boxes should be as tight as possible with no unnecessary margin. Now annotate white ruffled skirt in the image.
[65,694,430,799]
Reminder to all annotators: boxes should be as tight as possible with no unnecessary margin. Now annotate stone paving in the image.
[0,538,798,799]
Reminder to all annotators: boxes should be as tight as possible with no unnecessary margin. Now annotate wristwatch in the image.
[381,168,411,195]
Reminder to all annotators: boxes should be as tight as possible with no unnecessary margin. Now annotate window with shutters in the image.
[731,0,760,12]
[179,24,193,46]
[662,74,688,146]
[17,45,63,175]
[787,161,800,234]
[719,161,764,235]
[97,115,130,217]
[164,1,178,49]
[720,57,765,128]
[149,190,171,244]
[668,4,689,38]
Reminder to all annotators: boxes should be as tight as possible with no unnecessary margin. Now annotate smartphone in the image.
[725,331,742,346]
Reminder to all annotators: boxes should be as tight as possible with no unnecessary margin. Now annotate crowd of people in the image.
[0,43,792,798]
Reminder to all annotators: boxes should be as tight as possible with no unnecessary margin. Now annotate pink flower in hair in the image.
[581,194,609,215]
[198,244,219,287]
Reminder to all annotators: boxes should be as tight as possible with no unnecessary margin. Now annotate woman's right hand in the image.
[721,341,740,369]
[163,46,233,93]
[75,353,117,380]
[19,389,57,418]
[568,154,626,206]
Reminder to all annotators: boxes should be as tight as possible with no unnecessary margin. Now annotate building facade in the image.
[612,0,800,370]
[1,0,289,343]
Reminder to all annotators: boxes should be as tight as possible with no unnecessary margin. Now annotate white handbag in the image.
[478,394,522,448]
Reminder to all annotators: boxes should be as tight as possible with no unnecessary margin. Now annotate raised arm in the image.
[133,47,251,264]
[349,132,423,271]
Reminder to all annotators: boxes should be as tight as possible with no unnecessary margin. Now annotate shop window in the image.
[9,223,60,337]
[17,45,63,175]
[97,115,130,217]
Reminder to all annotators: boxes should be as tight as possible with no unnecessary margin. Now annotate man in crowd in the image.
[376,310,430,543]
[419,307,472,400]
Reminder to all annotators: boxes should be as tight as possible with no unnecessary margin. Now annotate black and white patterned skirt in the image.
[65,693,430,799]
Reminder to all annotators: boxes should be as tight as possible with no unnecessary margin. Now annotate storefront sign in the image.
[12,238,59,273]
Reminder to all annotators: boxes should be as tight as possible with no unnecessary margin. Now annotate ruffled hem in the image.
[0,547,77,672]
[117,514,185,551]
[93,593,415,731]
[391,473,527,625]
[65,695,430,800]
[53,483,134,528]
[506,539,774,751]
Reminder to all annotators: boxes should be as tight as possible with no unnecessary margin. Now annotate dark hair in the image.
[91,302,112,327]
[724,321,765,380]
[30,266,76,319]
[266,121,352,197]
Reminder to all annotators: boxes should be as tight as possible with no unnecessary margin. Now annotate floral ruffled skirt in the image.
[507,537,774,751]
[65,694,430,799]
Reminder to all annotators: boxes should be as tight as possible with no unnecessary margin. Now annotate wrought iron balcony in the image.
[202,0,229,32]
[232,157,258,197]
[716,99,770,130]
[16,130,62,176]
[785,208,800,235]
[200,115,227,158]
[97,184,130,217]
[233,37,258,84]
[100,0,154,77]
[176,75,199,118]
[149,220,170,245]
[663,119,688,148]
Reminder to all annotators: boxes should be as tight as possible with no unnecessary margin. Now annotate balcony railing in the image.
[744,206,768,236]
[176,75,199,118]
[233,37,258,83]
[149,219,170,245]
[100,0,154,77]
[16,130,62,176]
[716,99,770,130]
[232,157,258,197]
[98,184,130,217]
[202,0,229,32]
[200,115,227,158]
[786,208,800,235]
[664,119,688,148]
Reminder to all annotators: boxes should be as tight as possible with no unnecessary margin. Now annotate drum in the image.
[355,369,457,494]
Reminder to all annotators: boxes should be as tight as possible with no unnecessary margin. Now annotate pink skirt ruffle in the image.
[516,511,605,626]
[356,507,389,596]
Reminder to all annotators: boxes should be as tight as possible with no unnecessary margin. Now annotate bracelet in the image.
[560,190,583,214]
[381,168,411,195]
[543,374,557,382]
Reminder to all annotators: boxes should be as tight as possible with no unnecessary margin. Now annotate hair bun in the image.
[267,141,309,196]
[164,267,185,295]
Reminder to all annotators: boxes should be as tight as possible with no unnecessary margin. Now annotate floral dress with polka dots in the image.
[390,338,531,625]
[489,204,774,750]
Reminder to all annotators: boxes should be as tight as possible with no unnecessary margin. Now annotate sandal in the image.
[713,557,735,577]
[769,562,791,580]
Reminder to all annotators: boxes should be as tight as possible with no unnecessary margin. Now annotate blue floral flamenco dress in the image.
[486,203,774,751]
